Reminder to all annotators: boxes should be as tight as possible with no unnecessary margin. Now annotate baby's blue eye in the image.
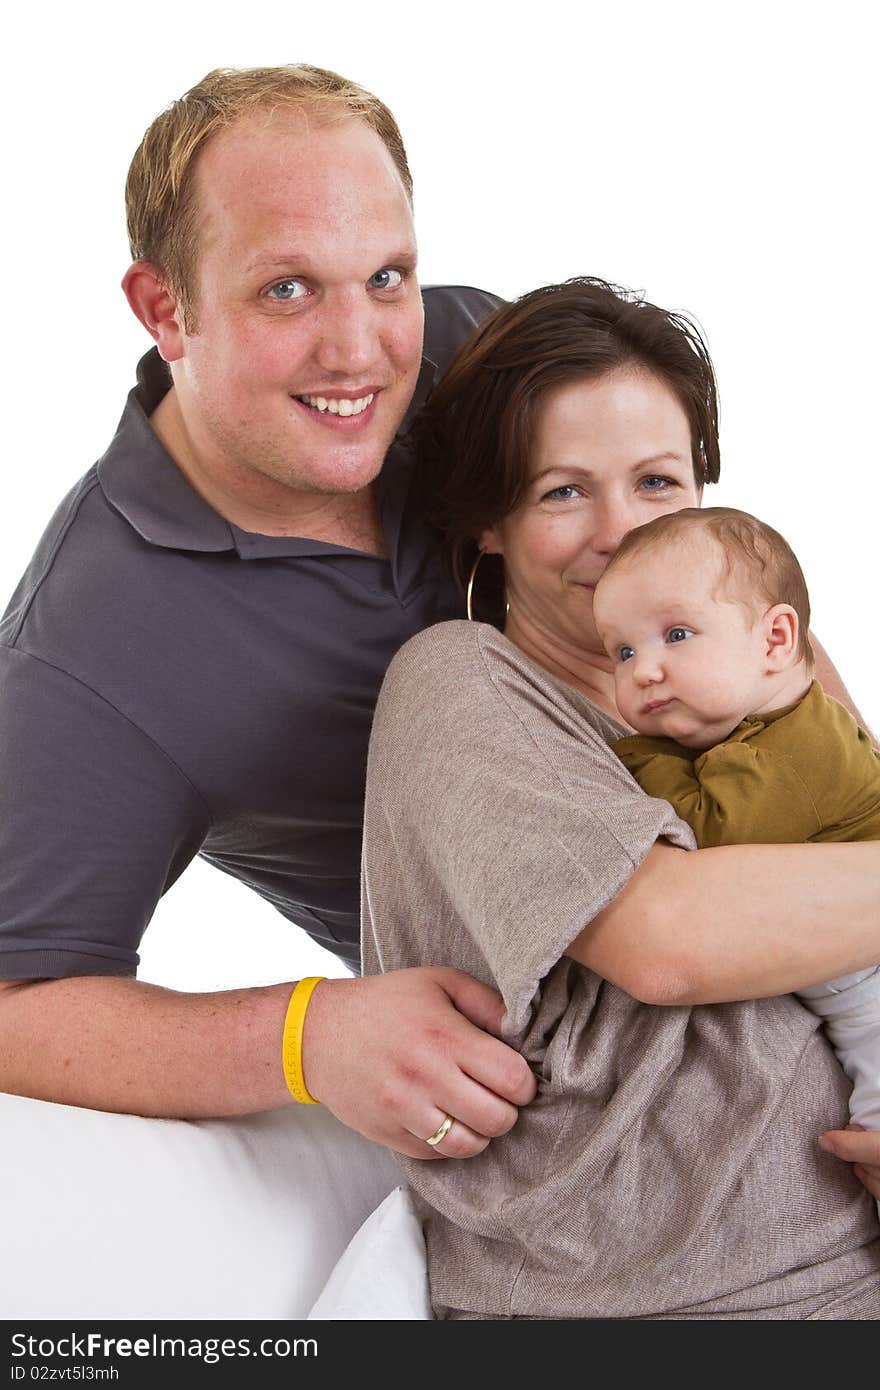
[619,645,635,662]
[667,627,694,643]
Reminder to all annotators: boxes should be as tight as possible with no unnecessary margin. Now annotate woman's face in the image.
[480,367,702,656]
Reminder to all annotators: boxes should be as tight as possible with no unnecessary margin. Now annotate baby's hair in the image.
[603,507,814,664]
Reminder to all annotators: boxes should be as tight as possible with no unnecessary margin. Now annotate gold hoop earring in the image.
[465,550,509,622]
[465,550,485,621]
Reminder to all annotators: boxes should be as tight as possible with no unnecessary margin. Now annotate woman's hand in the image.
[819,1123,880,1200]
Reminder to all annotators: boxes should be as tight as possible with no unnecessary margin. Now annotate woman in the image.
[361,278,880,1319]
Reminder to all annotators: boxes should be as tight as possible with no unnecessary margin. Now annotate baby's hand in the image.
[819,1123,880,1200]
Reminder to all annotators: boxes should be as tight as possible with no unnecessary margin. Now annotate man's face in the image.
[168,111,424,501]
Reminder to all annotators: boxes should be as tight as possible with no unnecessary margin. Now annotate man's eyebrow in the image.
[244,248,419,276]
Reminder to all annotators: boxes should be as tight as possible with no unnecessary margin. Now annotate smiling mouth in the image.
[296,392,376,418]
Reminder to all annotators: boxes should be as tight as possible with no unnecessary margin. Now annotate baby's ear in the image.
[762,604,799,670]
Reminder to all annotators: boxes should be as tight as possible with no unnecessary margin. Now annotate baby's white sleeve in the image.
[797,967,880,1129]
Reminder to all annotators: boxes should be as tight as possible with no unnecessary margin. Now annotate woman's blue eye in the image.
[543,485,578,501]
[641,475,673,491]
[619,645,635,662]
[268,279,307,301]
[368,268,403,290]
[667,627,694,644]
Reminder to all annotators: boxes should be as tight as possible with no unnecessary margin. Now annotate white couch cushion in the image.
[308,1185,432,1320]
[0,1091,401,1320]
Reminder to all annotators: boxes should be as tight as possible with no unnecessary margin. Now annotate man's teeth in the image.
[298,393,375,417]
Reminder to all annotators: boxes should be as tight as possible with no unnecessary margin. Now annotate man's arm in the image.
[0,970,535,1160]
[812,632,877,742]
[0,647,534,1156]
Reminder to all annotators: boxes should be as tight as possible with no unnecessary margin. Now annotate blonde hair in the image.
[603,507,814,664]
[125,64,413,329]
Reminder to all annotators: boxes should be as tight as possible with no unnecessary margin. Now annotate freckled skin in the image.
[153,113,424,530]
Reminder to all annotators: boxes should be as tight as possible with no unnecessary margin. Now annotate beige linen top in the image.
[361,621,880,1319]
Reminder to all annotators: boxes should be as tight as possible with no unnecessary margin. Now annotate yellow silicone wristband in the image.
[282,976,325,1104]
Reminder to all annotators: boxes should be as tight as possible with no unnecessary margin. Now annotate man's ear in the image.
[121,261,186,363]
[763,603,799,671]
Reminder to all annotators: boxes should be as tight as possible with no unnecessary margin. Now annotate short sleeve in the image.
[0,647,210,978]
[420,286,503,377]
[362,623,694,1024]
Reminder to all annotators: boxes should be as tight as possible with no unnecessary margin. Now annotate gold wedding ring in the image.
[425,1114,455,1147]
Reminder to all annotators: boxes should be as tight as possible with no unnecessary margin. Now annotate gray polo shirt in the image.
[0,284,499,978]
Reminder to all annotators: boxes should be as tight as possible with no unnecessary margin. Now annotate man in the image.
[0,65,534,1162]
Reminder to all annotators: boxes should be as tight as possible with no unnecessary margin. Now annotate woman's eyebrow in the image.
[531,464,592,481]
[635,452,688,469]
[532,451,687,482]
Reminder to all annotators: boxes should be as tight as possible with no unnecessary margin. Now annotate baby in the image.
[592,506,880,1133]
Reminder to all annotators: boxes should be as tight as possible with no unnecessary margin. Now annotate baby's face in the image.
[593,539,770,748]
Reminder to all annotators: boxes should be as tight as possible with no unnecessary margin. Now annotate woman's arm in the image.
[567,839,880,1005]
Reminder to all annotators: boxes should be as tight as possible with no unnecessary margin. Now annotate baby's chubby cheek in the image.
[612,675,638,725]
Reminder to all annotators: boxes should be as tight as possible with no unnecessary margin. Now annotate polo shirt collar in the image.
[97,348,439,560]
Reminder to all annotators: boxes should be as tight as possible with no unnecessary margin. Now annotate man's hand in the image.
[819,1123,880,1200]
[302,968,536,1160]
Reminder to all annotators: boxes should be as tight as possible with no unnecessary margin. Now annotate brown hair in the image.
[125,64,413,330]
[602,506,814,664]
[413,277,720,621]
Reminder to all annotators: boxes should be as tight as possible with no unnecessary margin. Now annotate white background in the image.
[2,1,876,992]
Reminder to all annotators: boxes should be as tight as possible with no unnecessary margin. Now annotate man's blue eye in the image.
[667,627,694,643]
[619,645,635,662]
[268,279,307,301]
[368,268,403,290]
